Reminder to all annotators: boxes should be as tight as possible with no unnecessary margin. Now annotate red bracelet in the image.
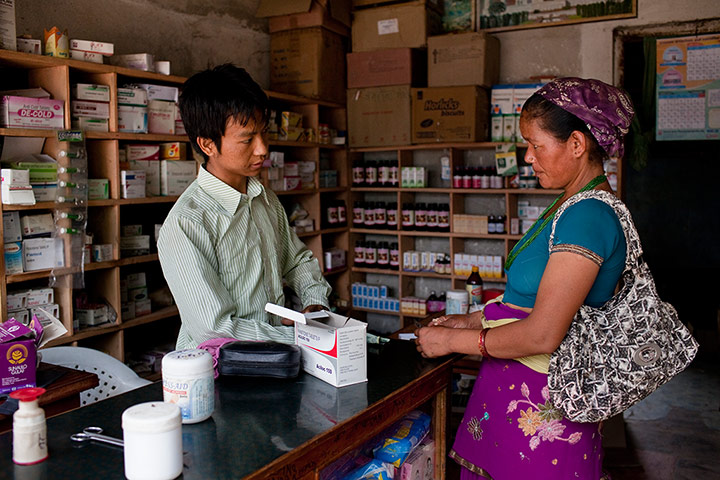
[478,328,491,358]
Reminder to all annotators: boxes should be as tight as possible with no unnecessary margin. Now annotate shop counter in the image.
[0,339,455,479]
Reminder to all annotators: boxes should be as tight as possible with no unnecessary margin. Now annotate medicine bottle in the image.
[162,349,214,424]
[354,241,365,265]
[389,242,400,270]
[466,266,484,307]
[352,201,364,227]
[123,401,183,480]
[11,387,48,465]
[386,202,398,228]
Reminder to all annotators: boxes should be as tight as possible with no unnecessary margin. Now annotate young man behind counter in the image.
[157,64,331,350]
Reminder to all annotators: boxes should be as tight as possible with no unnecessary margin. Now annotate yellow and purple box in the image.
[0,318,39,395]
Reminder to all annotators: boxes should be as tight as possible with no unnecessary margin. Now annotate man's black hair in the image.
[522,93,608,164]
[179,64,268,162]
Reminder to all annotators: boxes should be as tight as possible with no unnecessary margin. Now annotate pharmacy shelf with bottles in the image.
[348,142,562,331]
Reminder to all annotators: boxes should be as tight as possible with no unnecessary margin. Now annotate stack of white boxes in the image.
[118,87,148,133]
[121,271,151,320]
[120,224,150,258]
[135,84,178,135]
[71,83,111,132]
[6,287,59,327]
[69,39,114,64]
[1,168,35,206]
[3,210,65,274]
[517,201,541,235]
[490,83,545,143]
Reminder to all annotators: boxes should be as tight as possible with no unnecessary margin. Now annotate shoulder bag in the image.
[547,190,699,423]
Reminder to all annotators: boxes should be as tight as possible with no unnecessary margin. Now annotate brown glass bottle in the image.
[466,265,484,306]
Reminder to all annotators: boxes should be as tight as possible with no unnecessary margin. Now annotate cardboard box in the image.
[71,100,110,119]
[118,106,148,133]
[160,142,187,160]
[69,49,103,63]
[411,86,489,143]
[110,53,154,71]
[92,243,113,262]
[72,83,111,102]
[26,287,53,307]
[257,0,351,37]
[1,184,35,205]
[120,235,150,256]
[347,48,426,89]
[126,144,160,161]
[30,182,57,202]
[270,27,346,104]
[427,32,499,88]
[265,303,367,387]
[8,154,58,183]
[148,100,175,134]
[72,116,109,132]
[0,96,65,129]
[69,38,114,55]
[347,85,411,147]
[88,178,109,200]
[118,87,149,107]
[351,2,442,53]
[30,304,59,327]
[20,213,54,237]
[128,159,160,196]
[121,170,146,199]
[5,290,27,310]
[3,211,22,243]
[135,84,179,103]
[4,242,22,274]
[16,38,42,55]
[161,160,196,196]
[22,237,64,271]
[0,0,17,51]
[0,319,37,395]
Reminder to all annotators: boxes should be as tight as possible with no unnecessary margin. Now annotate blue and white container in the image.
[162,349,214,424]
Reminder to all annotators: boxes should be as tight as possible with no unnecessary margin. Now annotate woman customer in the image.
[415,77,635,479]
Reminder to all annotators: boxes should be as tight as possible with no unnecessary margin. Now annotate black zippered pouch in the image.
[218,341,301,378]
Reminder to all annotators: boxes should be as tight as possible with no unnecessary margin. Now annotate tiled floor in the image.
[447,359,720,480]
[603,359,720,480]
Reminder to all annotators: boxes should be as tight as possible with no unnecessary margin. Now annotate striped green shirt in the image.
[158,167,331,349]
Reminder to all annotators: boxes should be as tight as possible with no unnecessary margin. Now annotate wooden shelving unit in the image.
[349,143,561,328]
[0,49,350,362]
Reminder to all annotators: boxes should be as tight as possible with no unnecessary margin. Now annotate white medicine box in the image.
[265,303,367,387]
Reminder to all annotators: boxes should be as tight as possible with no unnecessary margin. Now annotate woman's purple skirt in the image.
[449,303,606,479]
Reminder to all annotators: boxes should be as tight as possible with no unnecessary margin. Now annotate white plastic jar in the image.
[445,290,469,315]
[162,349,214,424]
[122,401,183,480]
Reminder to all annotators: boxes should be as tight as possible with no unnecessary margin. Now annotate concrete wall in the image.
[495,0,720,83]
[14,0,270,86]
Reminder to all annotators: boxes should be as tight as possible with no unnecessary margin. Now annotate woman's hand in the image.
[415,326,455,358]
[430,310,484,329]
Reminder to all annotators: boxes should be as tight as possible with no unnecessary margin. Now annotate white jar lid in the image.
[122,402,181,434]
[161,349,213,375]
[447,289,469,300]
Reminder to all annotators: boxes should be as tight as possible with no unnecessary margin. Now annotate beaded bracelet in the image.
[478,328,491,358]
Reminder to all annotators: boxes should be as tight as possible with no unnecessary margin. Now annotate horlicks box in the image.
[0,318,38,394]
[265,303,367,387]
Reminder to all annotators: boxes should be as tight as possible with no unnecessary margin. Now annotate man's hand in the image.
[279,304,326,325]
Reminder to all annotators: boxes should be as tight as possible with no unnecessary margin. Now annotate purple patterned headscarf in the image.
[535,77,635,158]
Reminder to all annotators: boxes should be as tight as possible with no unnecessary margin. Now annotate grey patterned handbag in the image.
[547,190,698,423]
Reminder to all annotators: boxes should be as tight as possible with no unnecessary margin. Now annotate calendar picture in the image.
[656,33,720,141]
[476,0,636,32]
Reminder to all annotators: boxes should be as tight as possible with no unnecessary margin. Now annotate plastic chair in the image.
[40,346,152,406]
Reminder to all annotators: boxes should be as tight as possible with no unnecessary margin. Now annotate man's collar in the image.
[197,167,269,213]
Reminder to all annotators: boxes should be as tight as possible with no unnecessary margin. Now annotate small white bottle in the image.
[10,387,48,465]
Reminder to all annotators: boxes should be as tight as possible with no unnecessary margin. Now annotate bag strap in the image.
[548,190,642,271]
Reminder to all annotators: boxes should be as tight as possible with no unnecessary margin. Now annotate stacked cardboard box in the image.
[347,1,442,147]
[259,0,350,104]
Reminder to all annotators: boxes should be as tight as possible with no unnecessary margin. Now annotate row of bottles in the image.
[453,166,504,189]
[353,241,400,270]
[352,160,399,187]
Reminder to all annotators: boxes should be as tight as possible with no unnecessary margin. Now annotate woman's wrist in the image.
[478,328,491,358]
